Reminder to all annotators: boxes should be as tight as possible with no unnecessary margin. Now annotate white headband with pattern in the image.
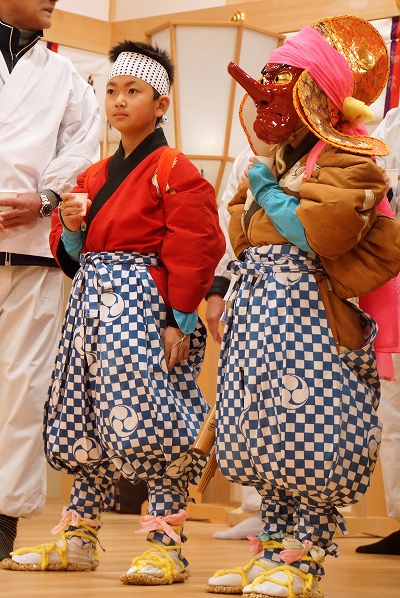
[107,52,171,96]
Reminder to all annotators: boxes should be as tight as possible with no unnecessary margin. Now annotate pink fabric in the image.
[51,506,98,535]
[279,548,307,564]
[134,509,187,544]
[248,534,262,555]
[269,27,353,110]
[359,196,400,381]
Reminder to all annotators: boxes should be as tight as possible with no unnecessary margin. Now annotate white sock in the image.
[213,513,262,540]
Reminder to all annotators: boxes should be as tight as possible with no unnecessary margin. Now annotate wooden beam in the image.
[43,1,400,54]
[108,0,117,23]
[110,0,400,45]
[42,9,111,54]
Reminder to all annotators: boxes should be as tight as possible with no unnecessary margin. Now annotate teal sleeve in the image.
[61,229,85,262]
[248,162,312,252]
[172,309,198,335]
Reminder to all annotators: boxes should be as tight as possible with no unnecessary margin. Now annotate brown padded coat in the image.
[227,144,400,351]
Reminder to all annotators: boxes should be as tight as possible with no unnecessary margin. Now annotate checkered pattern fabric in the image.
[44,251,208,518]
[216,245,381,571]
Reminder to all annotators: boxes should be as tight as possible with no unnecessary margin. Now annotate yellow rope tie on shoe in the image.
[262,540,285,551]
[10,522,100,571]
[279,536,326,568]
[129,540,182,583]
[211,558,272,588]
[11,531,70,571]
[250,565,316,598]
[65,521,100,561]
[248,532,286,556]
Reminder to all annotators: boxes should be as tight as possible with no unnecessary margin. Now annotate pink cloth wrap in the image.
[269,27,353,109]
[359,196,400,380]
[247,534,262,556]
[51,506,98,535]
[134,509,187,544]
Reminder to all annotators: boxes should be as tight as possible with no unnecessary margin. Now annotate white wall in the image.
[56,0,110,21]
[114,0,225,21]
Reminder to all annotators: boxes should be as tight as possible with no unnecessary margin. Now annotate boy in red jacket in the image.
[3,40,225,586]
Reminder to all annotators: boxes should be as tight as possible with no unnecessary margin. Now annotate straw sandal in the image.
[121,540,190,585]
[205,558,273,594]
[242,565,323,598]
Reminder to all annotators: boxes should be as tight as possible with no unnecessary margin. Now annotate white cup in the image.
[255,155,274,169]
[386,169,399,190]
[0,190,17,212]
[73,192,89,216]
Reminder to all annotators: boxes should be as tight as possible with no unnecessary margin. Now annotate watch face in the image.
[40,196,53,217]
[42,204,53,217]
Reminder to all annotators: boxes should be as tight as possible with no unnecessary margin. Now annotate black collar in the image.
[0,20,42,72]
[86,127,169,235]
[108,127,169,179]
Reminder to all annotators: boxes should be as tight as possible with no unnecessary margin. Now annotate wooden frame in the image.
[44,1,400,55]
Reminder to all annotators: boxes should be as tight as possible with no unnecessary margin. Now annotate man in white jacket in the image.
[0,0,100,560]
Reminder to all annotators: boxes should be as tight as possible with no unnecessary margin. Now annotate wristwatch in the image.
[39,193,53,218]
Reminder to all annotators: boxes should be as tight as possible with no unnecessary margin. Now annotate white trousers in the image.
[241,485,261,513]
[0,266,63,518]
[379,352,400,520]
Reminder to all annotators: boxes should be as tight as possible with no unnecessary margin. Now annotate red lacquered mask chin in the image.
[253,63,304,144]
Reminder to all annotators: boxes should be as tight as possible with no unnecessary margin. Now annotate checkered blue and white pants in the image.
[44,251,208,519]
[216,245,382,573]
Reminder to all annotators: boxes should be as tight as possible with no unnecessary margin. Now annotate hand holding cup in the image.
[59,192,89,232]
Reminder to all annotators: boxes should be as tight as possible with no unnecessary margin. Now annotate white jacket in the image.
[0,43,100,257]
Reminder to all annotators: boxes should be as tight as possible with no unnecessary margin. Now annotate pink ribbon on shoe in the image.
[280,540,313,564]
[248,534,263,556]
[280,548,307,563]
[50,506,98,535]
[134,509,188,544]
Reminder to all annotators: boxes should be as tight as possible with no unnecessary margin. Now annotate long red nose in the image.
[227,62,273,104]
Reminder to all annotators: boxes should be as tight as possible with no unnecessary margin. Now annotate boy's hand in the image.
[59,193,91,232]
[241,156,277,188]
[205,294,225,344]
[162,326,190,371]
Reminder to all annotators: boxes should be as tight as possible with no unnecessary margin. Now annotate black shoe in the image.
[355,530,400,555]
[0,514,18,561]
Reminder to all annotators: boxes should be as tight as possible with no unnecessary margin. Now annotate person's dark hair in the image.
[109,40,175,99]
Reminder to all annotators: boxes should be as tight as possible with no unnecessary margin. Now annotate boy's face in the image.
[0,0,58,30]
[105,75,169,139]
